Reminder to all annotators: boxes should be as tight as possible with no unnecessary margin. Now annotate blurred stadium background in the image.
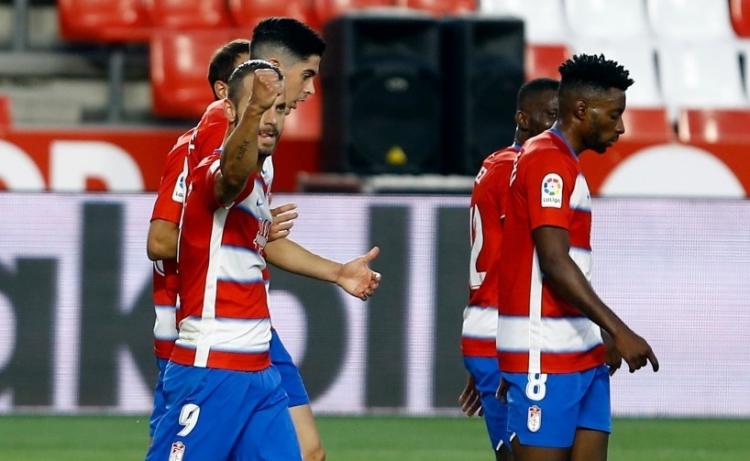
[1,0,750,459]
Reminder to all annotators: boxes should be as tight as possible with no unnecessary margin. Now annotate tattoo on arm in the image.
[234,139,251,162]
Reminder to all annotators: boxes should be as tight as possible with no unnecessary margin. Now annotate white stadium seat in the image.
[658,41,748,112]
[565,0,650,39]
[479,0,567,43]
[572,39,662,107]
[647,0,735,40]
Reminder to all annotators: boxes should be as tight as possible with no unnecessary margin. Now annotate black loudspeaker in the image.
[441,17,525,175]
[321,14,442,174]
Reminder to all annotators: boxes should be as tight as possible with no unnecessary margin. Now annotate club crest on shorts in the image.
[169,441,185,461]
[527,405,542,432]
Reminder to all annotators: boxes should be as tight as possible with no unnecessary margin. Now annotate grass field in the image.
[1,415,749,460]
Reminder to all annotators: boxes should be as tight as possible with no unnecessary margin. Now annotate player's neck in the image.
[551,121,583,156]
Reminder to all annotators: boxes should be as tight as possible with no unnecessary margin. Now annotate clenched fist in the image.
[249,67,284,113]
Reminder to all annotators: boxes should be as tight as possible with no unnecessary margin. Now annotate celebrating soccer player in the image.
[496,54,659,461]
[459,78,559,461]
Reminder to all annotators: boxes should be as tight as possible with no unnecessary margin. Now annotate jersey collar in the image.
[548,127,579,162]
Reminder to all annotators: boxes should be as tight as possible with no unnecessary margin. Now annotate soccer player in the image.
[459,78,559,461]
[496,54,659,461]
[146,60,298,461]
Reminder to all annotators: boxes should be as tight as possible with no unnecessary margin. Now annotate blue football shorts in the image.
[148,357,169,437]
[502,364,611,449]
[146,362,301,461]
[463,356,511,452]
[270,328,310,408]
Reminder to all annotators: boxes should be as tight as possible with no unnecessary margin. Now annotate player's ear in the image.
[267,58,281,68]
[574,99,587,121]
[214,80,229,100]
[515,110,528,132]
[224,98,237,124]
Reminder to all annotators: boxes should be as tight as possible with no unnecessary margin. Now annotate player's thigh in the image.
[289,405,324,456]
[147,365,265,461]
[464,357,510,451]
[570,428,608,461]
[231,383,301,461]
[510,437,570,461]
[577,365,611,435]
[503,370,592,450]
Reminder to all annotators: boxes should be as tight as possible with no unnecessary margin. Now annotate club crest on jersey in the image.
[541,173,563,208]
[527,405,542,432]
[168,441,185,461]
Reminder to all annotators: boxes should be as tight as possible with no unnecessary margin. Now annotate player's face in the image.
[280,55,321,113]
[583,88,626,154]
[257,95,286,157]
[526,90,559,138]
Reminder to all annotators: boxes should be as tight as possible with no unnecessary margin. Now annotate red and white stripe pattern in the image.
[461,146,517,357]
[497,131,605,374]
[174,155,274,371]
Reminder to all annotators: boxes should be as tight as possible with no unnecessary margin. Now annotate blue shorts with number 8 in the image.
[502,364,611,449]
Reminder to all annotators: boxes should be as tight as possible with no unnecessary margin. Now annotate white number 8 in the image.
[177,403,201,437]
[525,373,548,401]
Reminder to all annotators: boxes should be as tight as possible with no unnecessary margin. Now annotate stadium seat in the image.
[313,0,400,27]
[573,39,662,107]
[731,0,750,37]
[228,0,314,31]
[658,41,747,114]
[525,43,568,80]
[151,29,244,118]
[58,0,151,42]
[646,0,735,40]
[479,0,567,43]
[144,0,232,29]
[406,0,477,15]
[0,94,10,129]
[621,108,674,142]
[284,91,322,140]
[677,109,750,143]
[565,0,650,39]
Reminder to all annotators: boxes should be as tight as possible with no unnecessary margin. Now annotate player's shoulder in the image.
[520,132,577,171]
[198,100,228,128]
[483,145,519,168]
[167,129,193,157]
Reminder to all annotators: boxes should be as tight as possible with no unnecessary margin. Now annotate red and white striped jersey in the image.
[497,129,604,374]
[461,145,518,358]
[188,100,228,171]
[173,153,274,372]
[150,129,192,359]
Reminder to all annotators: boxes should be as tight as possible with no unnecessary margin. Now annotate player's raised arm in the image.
[533,226,659,373]
[215,65,283,206]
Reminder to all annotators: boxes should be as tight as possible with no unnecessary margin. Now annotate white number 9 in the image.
[177,403,201,437]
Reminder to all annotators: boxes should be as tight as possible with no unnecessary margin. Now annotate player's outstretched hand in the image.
[613,327,659,373]
[336,246,382,301]
[268,203,298,242]
[249,68,283,113]
[458,374,483,417]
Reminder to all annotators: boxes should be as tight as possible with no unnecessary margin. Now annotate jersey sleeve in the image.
[151,146,188,224]
[524,154,576,231]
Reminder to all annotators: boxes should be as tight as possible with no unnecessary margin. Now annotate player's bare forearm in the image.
[146,219,178,261]
[265,238,341,283]
[216,109,263,205]
[533,226,628,337]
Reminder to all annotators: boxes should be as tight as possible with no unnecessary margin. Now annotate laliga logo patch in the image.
[169,441,185,461]
[527,405,542,433]
[541,173,563,208]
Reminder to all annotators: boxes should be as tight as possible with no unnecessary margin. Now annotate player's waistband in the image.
[171,345,271,372]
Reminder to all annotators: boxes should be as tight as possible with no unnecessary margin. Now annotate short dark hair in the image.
[558,53,634,94]
[250,17,326,61]
[227,59,282,108]
[517,78,560,110]
[208,39,250,98]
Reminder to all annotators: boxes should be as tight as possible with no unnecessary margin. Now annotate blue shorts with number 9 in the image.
[502,364,611,449]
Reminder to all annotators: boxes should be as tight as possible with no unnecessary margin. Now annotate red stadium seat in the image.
[58,0,151,42]
[284,91,322,140]
[313,0,398,27]
[151,29,245,118]
[144,0,232,29]
[731,0,750,37]
[405,0,476,15]
[621,108,674,143]
[525,44,568,80]
[0,94,11,129]
[677,109,750,144]
[228,0,314,31]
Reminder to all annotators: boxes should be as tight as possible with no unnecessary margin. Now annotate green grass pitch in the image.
[1,415,748,460]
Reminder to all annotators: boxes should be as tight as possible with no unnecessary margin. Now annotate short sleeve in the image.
[151,146,188,224]
[524,154,576,231]
[191,155,256,211]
